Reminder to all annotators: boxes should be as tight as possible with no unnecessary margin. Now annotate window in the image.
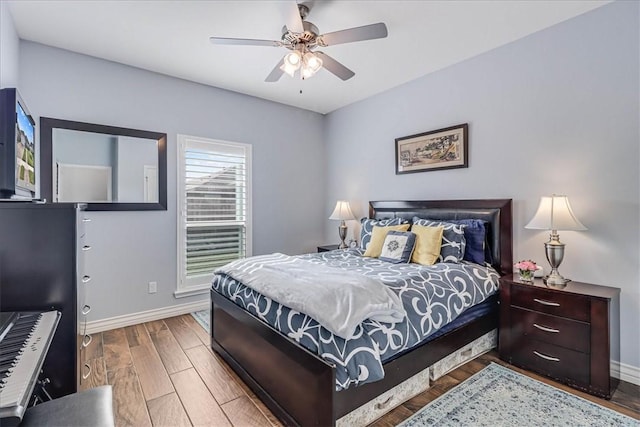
[176,135,252,296]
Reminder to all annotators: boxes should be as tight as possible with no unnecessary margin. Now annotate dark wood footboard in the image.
[211,291,335,426]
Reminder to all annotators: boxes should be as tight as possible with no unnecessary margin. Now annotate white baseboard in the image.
[85,300,210,334]
[611,360,640,386]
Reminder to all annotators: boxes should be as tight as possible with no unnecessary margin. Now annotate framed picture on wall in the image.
[395,123,468,174]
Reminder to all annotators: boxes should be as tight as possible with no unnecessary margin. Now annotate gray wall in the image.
[19,41,326,321]
[0,2,19,88]
[324,1,639,369]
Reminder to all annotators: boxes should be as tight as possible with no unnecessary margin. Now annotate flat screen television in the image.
[0,88,36,199]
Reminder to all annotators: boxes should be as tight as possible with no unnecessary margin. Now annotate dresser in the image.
[76,212,94,389]
[499,274,620,398]
[0,202,90,398]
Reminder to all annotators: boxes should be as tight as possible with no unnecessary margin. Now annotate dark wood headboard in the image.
[369,199,513,275]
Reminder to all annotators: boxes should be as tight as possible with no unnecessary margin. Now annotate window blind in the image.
[178,136,251,293]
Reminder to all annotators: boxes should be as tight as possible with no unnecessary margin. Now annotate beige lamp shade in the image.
[525,195,587,231]
[329,200,356,221]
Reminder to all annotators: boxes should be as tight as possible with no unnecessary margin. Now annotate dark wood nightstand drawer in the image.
[512,339,590,386]
[511,284,590,322]
[510,307,590,353]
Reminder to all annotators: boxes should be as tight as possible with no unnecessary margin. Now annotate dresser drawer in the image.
[511,339,589,386]
[511,285,590,322]
[510,307,590,353]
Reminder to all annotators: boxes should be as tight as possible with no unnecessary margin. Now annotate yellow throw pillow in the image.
[411,225,444,265]
[363,224,410,257]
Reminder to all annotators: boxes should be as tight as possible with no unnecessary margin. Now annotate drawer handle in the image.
[374,395,394,410]
[82,275,91,283]
[82,304,91,315]
[533,298,560,307]
[82,334,93,348]
[82,218,92,223]
[533,350,560,362]
[82,245,92,251]
[533,323,559,333]
[82,363,92,380]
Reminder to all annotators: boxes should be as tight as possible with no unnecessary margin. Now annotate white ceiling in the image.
[7,1,608,114]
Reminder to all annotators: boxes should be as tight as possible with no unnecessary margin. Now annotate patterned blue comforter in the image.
[211,248,499,390]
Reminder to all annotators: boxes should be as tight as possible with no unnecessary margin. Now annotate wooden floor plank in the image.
[107,366,152,427]
[145,320,192,374]
[164,316,202,350]
[613,381,640,413]
[84,331,103,360]
[125,323,152,348]
[147,393,192,427]
[128,323,175,401]
[213,357,282,426]
[184,345,244,405]
[103,328,133,372]
[171,368,232,427]
[221,395,272,427]
[79,357,108,391]
[180,314,211,347]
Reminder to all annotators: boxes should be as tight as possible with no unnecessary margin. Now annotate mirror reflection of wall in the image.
[53,129,158,203]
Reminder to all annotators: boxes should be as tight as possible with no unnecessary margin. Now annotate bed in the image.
[210,199,512,426]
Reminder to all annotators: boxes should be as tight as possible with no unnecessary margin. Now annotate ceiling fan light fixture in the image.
[300,65,315,79]
[279,62,297,77]
[303,52,323,72]
[284,51,302,67]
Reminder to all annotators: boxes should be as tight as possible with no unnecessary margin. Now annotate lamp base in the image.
[543,273,570,289]
[543,234,570,289]
[337,222,348,249]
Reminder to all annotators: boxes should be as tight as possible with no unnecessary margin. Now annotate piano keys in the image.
[0,311,60,427]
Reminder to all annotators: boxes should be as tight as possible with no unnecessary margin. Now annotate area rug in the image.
[399,363,637,427]
[191,309,210,332]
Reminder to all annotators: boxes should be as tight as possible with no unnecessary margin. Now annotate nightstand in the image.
[499,274,620,399]
[317,244,340,253]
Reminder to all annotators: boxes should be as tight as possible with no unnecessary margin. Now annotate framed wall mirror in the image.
[40,117,167,211]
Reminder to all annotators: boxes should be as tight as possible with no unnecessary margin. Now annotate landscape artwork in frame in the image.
[395,123,468,174]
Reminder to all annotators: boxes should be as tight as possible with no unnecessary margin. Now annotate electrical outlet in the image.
[148,281,157,294]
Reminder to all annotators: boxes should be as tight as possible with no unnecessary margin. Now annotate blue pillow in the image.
[379,231,417,264]
[412,217,466,263]
[412,217,487,265]
[360,217,406,250]
[446,219,487,265]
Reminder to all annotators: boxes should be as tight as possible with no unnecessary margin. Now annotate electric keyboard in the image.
[0,311,60,426]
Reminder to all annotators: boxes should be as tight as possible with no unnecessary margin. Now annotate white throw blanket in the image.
[215,253,406,340]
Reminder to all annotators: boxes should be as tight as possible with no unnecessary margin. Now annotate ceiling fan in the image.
[209,2,388,82]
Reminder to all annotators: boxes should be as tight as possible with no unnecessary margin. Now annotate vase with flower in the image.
[514,260,537,283]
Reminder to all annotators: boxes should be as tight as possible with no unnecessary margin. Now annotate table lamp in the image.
[525,195,587,286]
[329,200,356,249]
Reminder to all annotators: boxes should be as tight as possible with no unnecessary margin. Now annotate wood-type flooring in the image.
[81,314,639,426]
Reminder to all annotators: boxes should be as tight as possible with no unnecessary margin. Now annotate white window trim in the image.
[175,134,252,298]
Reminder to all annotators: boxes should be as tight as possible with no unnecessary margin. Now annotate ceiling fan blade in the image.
[265,58,285,82]
[314,52,355,81]
[209,37,282,47]
[318,22,388,46]
[284,1,304,33]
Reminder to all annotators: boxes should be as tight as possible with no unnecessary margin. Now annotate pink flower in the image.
[514,260,537,271]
